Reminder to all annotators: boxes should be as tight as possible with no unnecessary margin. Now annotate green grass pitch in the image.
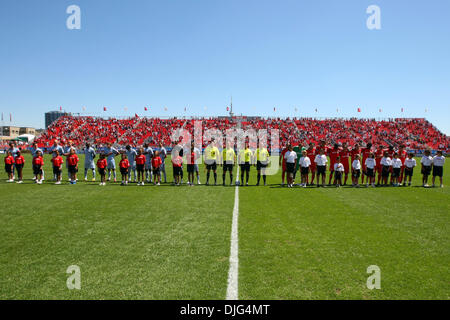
[0,153,449,299]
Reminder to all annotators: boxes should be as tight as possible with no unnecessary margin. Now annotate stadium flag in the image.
[60,106,62,111]
[226,106,229,112]
[379,108,382,113]
[135,113,139,118]
[184,106,187,112]
[401,107,404,113]
[274,107,276,112]
[357,107,361,113]
[144,107,148,111]
[10,113,12,122]
[315,108,318,113]
[103,106,107,111]
[164,107,168,111]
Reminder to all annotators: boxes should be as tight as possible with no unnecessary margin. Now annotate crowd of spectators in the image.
[32,116,449,151]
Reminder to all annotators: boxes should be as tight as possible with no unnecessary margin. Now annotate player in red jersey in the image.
[375,145,385,185]
[14,150,25,183]
[67,148,79,184]
[279,144,288,186]
[397,145,408,185]
[51,150,64,184]
[119,153,130,185]
[361,143,373,184]
[306,143,316,185]
[4,151,15,182]
[328,143,340,185]
[97,154,108,185]
[351,144,362,185]
[339,142,351,185]
[32,150,44,184]
[135,148,147,186]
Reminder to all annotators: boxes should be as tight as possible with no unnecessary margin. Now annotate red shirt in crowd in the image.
[152,156,162,169]
[67,154,79,166]
[4,155,14,165]
[15,155,25,165]
[119,158,130,169]
[135,154,146,165]
[51,156,64,167]
[33,156,44,166]
[97,158,107,169]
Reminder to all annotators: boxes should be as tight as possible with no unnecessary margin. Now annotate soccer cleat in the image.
[441,184,444,188]
[85,178,88,181]
[17,180,23,184]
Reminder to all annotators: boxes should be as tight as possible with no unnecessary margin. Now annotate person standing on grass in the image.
[350,144,362,186]
[6,142,19,180]
[380,151,392,186]
[279,144,289,186]
[398,145,408,185]
[334,156,345,187]
[172,152,183,186]
[328,143,340,186]
[292,144,306,186]
[30,142,45,181]
[299,150,311,188]
[83,143,96,181]
[67,148,79,185]
[306,143,316,185]
[96,154,107,186]
[151,150,162,185]
[284,145,297,188]
[32,150,44,184]
[375,145,385,186]
[192,141,202,185]
[432,150,445,188]
[14,150,25,184]
[239,142,253,186]
[391,153,403,187]
[104,142,119,182]
[403,153,416,187]
[421,149,433,187]
[135,148,146,186]
[51,150,64,185]
[364,153,376,187]
[187,144,197,186]
[4,151,14,182]
[50,140,64,181]
[63,141,77,182]
[255,143,270,186]
[119,153,130,186]
[204,140,220,186]
[351,154,362,187]
[125,145,137,183]
[158,141,167,183]
[143,143,154,183]
[339,142,351,186]
[222,142,236,186]
[314,147,327,188]
[361,143,372,185]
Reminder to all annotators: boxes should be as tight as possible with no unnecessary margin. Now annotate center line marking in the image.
[226,164,239,300]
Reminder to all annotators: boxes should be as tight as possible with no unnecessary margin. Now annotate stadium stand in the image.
[33,115,449,151]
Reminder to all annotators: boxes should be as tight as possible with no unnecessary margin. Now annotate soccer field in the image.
[0,154,449,299]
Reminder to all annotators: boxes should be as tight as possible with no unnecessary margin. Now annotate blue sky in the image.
[0,0,449,133]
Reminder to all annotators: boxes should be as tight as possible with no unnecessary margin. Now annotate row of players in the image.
[3,140,446,187]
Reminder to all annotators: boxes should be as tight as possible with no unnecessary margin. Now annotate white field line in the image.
[226,164,240,300]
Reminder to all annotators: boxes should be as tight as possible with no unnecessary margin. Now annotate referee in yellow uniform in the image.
[256,145,270,186]
[221,142,236,186]
[204,140,220,185]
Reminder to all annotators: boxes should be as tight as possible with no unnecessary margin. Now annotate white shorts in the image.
[107,161,116,169]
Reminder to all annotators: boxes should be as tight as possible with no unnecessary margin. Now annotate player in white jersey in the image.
[364,153,377,187]
[420,149,433,187]
[125,145,138,182]
[104,142,119,182]
[432,150,445,188]
[143,143,153,183]
[404,153,417,186]
[83,143,96,181]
